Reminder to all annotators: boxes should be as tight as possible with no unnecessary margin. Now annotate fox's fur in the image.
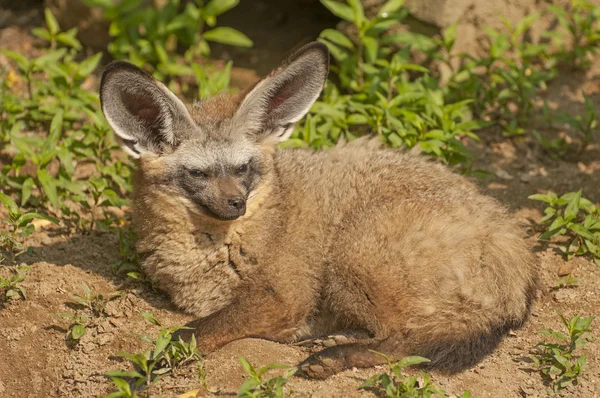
[100,42,538,378]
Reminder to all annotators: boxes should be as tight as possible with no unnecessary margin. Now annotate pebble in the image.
[557,262,575,276]
[495,169,514,180]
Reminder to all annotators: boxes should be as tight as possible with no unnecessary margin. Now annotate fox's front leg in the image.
[180,280,314,353]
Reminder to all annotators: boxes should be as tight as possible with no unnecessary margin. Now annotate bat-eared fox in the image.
[100,42,538,379]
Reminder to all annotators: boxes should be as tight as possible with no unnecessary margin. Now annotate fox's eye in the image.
[236,164,249,175]
[188,168,208,178]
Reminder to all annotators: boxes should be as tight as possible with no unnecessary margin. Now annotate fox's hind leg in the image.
[297,337,407,379]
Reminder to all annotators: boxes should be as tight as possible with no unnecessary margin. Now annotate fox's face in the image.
[99,43,329,221]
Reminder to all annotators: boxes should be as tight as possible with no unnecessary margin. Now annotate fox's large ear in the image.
[99,61,195,158]
[232,42,329,143]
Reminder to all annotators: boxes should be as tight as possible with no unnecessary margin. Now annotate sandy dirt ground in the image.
[1,2,600,398]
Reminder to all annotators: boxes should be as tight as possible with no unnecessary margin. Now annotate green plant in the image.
[0,265,31,301]
[72,282,122,317]
[531,313,595,392]
[360,352,448,398]
[0,192,58,264]
[82,0,251,88]
[552,93,599,148]
[546,0,600,69]
[0,8,131,226]
[54,311,90,341]
[441,17,555,133]
[529,190,600,265]
[237,356,296,398]
[299,0,487,168]
[556,274,582,288]
[105,313,202,396]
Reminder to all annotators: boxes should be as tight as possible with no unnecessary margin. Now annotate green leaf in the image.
[203,27,253,48]
[570,224,595,241]
[104,370,144,379]
[362,36,378,63]
[379,0,406,15]
[20,178,35,207]
[0,192,20,217]
[44,8,60,36]
[42,110,64,156]
[71,324,86,340]
[76,53,102,80]
[348,0,365,26]
[528,193,553,204]
[141,312,162,327]
[319,29,354,50]
[564,190,582,220]
[320,0,354,22]
[37,169,59,209]
[205,0,239,17]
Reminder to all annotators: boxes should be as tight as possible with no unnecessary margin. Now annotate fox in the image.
[99,42,538,379]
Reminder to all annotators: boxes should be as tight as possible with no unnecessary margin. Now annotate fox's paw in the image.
[297,346,350,379]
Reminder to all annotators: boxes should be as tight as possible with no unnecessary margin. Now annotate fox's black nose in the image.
[228,197,245,211]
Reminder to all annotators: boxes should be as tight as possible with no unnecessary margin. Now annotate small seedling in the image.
[0,192,58,264]
[531,313,594,392]
[72,281,122,317]
[556,274,582,288]
[0,264,30,301]
[105,313,202,396]
[529,190,600,265]
[54,282,121,342]
[360,352,447,398]
[54,311,89,341]
[237,356,296,398]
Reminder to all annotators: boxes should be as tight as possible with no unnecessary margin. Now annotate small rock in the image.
[519,173,533,183]
[495,169,513,180]
[557,262,575,277]
[322,339,336,347]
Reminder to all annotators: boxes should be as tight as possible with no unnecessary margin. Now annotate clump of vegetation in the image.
[298,0,487,168]
[54,282,122,342]
[546,0,600,69]
[556,274,582,289]
[531,313,595,392]
[529,190,600,266]
[82,0,251,93]
[105,312,202,397]
[237,356,296,398]
[0,192,58,265]
[359,352,462,398]
[0,265,31,302]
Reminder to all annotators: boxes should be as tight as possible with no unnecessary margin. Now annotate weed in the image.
[0,192,58,264]
[0,265,31,301]
[531,313,595,392]
[82,0,251,91]
[555,274,582,288]
[105,313,202,396]
[54,282,121,341]
[529,190,600,265]
[552,93,599,148]
[302,0,487,168]
[237,356,296,398]
[546,0,600,69]
[72,282,122,317]
[54,311,89,341]
[360,352,447,398]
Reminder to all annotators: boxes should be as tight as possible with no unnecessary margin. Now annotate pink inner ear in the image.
[268,95,287,108]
